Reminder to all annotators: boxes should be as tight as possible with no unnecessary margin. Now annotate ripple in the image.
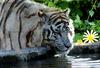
[71,54,100,68]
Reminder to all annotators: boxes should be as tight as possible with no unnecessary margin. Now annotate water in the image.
[0,54,100,68]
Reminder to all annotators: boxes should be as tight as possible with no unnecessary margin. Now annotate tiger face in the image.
[39,9,74,53]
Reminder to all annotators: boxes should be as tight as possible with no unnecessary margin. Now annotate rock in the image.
[69,42,100,55]
[0,46,54,62]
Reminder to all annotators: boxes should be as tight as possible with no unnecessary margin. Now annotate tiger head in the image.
[38,9,75,54]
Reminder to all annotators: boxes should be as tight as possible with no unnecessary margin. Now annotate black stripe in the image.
[50,26,55,33]
[43,29,46,39]
[50,13,67,23]
[15,0,24,7]
[61,20,69,25]
[49,13,58,19]
[0,18,3,26]
[50,15,57,20]
[16,3,25,14]
[3,0,18,47]
[18,5,26,49]
[43,29,51,40]
[18,15,22,49]
[52,16,60,24]
[49,15,58,22]
[9,32,13,50]
[50,25,62,37]
[55,20,68,26]
[0,0,9,26]
[49,12,65,20]
[3,0,18,33]
[55,21,62,26]
[26,30,32,47]
[0,0,9,13]
[53,16,66,23]
[47,29,50,39]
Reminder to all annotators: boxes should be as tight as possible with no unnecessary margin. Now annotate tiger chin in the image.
[0,0,74,59]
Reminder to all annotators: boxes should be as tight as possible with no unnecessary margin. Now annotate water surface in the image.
[0,54,100,68]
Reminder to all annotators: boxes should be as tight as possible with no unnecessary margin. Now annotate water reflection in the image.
[0,54,100,68]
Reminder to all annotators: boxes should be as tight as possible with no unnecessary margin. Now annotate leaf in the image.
[74,15,82,24]
[89,10,94,17]
[76,15,80,21]
[93,5,96,10]
[74,33,83,42]
[88,22,95,26]
[85,20,89,23]
[55,1,68,9]
[97,2,100,7]
[48,2,55,7]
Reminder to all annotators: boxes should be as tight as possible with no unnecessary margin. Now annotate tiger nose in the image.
[62,39,72,48]
[64,42,72,48]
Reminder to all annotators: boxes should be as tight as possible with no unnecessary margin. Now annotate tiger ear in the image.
[38,10,48,25]
[38,10,47,17]
[63,8,70,16]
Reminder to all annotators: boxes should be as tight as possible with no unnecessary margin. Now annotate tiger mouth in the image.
[53,42,72,52]
[42,40,71,52]
[42,39,55,44]
[54,45,68,52]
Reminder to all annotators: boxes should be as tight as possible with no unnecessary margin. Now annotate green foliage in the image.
[74,33,83,42]
[89,10,94,17]
[33,0,100,42]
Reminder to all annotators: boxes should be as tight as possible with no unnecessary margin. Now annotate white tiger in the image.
[0,0,74,56]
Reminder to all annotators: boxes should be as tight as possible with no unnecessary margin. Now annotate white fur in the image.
[0,0,49,50]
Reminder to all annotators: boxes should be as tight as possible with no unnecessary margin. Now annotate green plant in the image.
[33,0,100,42]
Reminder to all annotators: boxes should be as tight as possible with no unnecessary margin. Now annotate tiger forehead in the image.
[50,12,66,17]
[48,12,69,24]
[49,12,68,20]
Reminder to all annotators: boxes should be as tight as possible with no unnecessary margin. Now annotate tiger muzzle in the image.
[53,37,73,52]
[42,38,72,53]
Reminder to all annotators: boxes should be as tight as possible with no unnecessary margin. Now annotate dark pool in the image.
[0,54,100,68]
